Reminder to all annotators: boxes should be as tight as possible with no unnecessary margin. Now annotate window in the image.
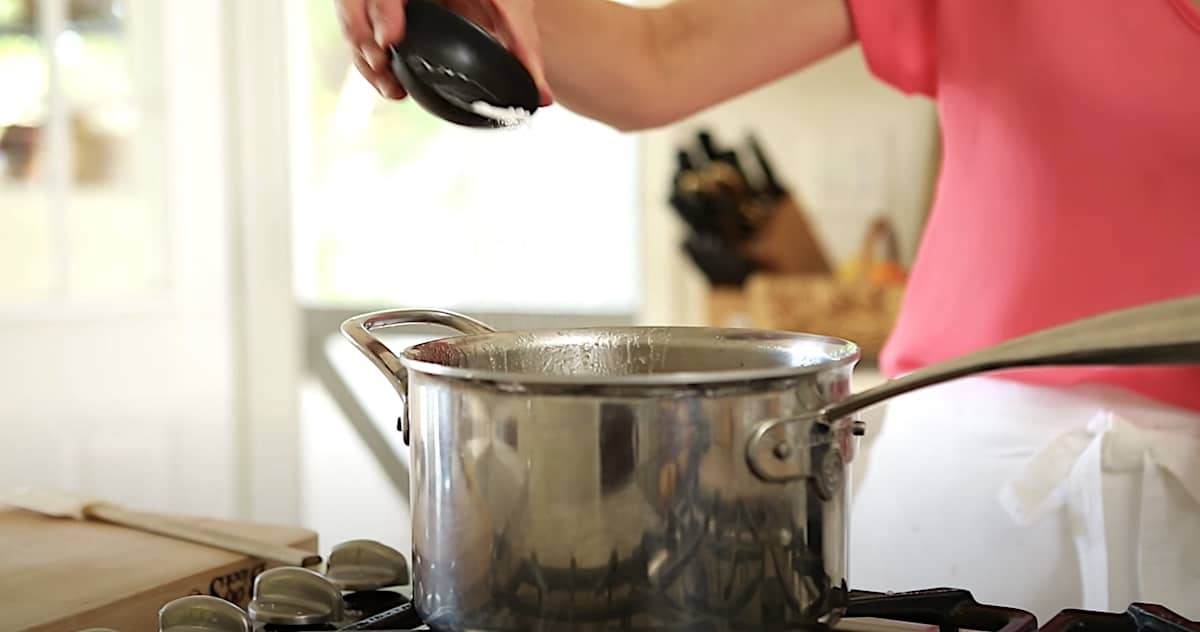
[285,2,645,544]
[0,0,166,307]
[286,0,641,315]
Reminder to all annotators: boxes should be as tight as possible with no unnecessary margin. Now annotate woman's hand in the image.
[335,0,554,105]
[335,0,854,132]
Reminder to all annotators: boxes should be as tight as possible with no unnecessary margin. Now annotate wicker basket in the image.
[744,216,907,358]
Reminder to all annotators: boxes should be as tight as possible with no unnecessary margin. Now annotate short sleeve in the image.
[845,0,940,97]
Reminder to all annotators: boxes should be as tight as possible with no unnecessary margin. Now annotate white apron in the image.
[847,376,1200,624]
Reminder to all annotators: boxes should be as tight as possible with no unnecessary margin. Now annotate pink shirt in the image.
[846,0,1200,412]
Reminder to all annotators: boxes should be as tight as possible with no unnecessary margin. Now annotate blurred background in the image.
[0,0,939,556]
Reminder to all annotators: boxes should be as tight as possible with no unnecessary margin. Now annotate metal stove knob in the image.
[247,567,345,627]
[158,595,251,632]
[325,539,410,590]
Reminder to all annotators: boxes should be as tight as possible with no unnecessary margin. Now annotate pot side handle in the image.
[748,292,1200,483]
[340,309,496,444]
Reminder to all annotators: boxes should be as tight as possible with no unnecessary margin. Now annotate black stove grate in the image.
[324,587,1198,632]
[845,589,1037,632]
[1039,604,1200,632]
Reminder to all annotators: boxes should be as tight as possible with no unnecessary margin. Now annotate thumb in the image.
[489,0,554,106]
[368,0,409,47]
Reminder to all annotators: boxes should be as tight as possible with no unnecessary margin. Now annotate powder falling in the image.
[470,101,533,128]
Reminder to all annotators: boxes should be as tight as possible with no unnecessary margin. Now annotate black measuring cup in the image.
[388,0,542,128]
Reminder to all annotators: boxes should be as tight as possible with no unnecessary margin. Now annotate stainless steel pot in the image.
[341,295,1200,632]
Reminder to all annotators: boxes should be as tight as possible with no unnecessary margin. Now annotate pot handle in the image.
[749,292,1200,482]
[340,309,496,444]
[745,412,864,491]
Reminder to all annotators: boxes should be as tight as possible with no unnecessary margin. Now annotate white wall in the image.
[638,45,940,326]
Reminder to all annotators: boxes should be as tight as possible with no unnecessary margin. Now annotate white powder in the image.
[470,101,532,128]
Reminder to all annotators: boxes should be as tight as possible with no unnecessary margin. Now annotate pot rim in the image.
[398,325,862,387]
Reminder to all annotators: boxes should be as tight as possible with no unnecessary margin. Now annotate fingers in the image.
[336,0,552,106]
[367,0,409,47]
[337,0,408,99]
[360,46,389,75]
[506,32,554,106]
[352,53,407,99]
[337,0,377,56]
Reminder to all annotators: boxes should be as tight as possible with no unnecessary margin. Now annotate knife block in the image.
[702,194,832,329]
[739,194,832,276]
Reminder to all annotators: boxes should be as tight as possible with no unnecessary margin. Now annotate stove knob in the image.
[325,539,410,590]
[158,595,251,632]
[247,567,345,627]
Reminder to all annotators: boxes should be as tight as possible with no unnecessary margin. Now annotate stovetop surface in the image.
[151,538,1198,632]
[289,587,1198,632]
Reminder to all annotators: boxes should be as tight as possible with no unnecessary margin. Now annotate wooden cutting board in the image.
[0,508,319,632]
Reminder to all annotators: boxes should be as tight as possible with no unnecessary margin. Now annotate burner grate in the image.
[845,589,1037,632]
[1040,605,1200,632]
[333,588,1200,632]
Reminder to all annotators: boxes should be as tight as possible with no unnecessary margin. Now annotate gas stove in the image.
[140,538,1199,632]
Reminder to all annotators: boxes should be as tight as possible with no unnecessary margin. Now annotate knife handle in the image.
[749,134,786,198]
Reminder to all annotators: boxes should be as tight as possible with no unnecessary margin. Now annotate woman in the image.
[336,0,1200,621]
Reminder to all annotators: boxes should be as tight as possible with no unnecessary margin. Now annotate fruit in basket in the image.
[836,216,908,287]
[835,256,906,287]
[835,256,866,284]
[870,260,908,287]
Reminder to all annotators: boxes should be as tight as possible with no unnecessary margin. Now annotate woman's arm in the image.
[339,0,857,131]
[539,0,857,131]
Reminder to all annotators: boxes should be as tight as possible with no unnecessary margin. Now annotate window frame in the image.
[0,0,174,320]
